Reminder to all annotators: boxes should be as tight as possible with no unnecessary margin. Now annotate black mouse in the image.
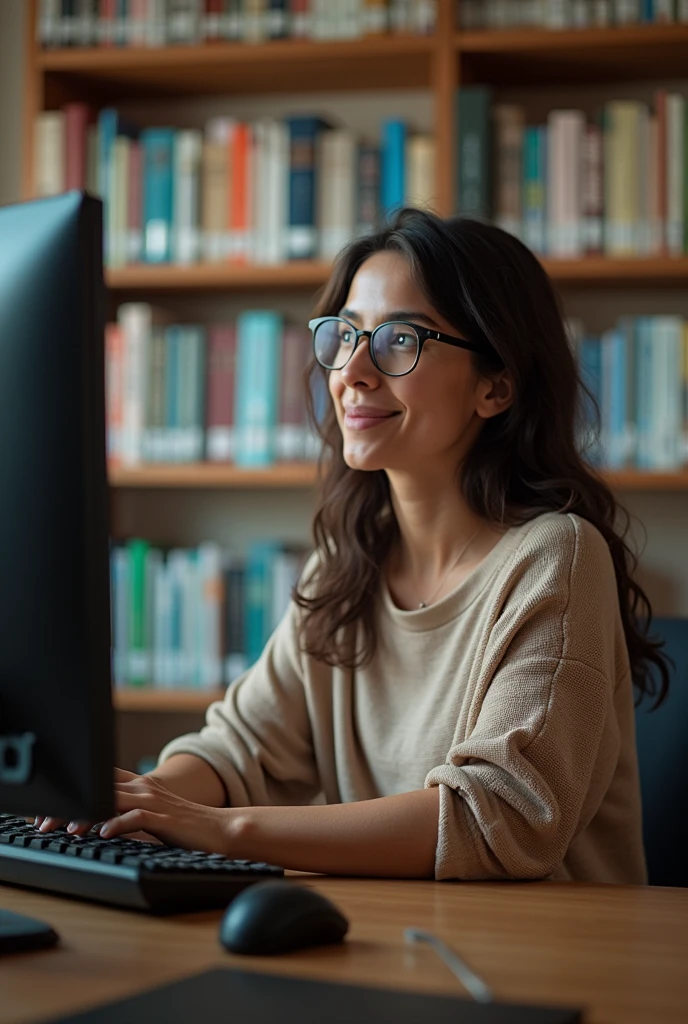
[219,880,349,956]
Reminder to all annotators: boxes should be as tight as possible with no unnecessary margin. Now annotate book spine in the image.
[164,325,181,462]
[318,128,357,258]
[118,302,151,465]
[276,325,311,460]
[145,325,167,462]
[127,538,151,686]
[142,127,175,263]
[188,325,208,461]
[381,119,407,220]
[682,321,688,466]
[127,140,143,263]
[604,101,640,255]
[201,139,227,262]
[405,134,436,210]
[493,104,524,239]
[523,124,547,254]
[582,122,604,255]
[111,547,129,687]
[64,103,91,189]
[230,121,252,264]
[206,324,237,462]
[105,322,124,466]
[666,94,685,255]
[34,111,66,197]
[244,541,279,666]
[202,0,224,41]
[457,87,492,221]
[286,117,327,258]
[173,129,203,264]
[197,543,225,689]
[235,311,282,466]
[109,135,130,268]
[223,556,247,683]
[167,0,202,43]
[634,318,653,468]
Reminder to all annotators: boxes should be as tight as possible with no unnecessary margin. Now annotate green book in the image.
[127,538,150,686]
[456,86,492,219]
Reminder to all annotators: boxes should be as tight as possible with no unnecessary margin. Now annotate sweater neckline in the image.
[379,520,527,632]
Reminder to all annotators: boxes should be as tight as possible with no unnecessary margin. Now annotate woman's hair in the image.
[294,208,671,708]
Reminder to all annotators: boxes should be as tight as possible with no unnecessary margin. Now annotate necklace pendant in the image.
[418,601,427,609]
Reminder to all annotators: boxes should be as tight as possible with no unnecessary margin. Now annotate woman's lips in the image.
[343,409,399,431]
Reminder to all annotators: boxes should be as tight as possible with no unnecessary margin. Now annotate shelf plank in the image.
[109,462,320,488]
[105,258,688,292]
[457,24,688,84]
[114,689,224,712]
[106,261,331,292]
[108,464,688,491]
[37,35,435,98]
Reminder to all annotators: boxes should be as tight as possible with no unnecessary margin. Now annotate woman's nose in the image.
[339,333,379,387]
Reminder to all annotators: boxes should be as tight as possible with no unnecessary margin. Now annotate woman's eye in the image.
[338,330,354,345]
[392,332,413,347]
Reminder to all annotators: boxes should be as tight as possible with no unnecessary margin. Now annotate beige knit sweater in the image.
[159,511,647,884]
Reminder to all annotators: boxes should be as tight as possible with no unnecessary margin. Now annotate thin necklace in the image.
[415,525,482,609]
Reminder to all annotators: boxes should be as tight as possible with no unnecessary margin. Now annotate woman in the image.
[39,210,669,883]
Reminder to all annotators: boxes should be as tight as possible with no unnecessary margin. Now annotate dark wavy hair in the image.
[294,208,671,709]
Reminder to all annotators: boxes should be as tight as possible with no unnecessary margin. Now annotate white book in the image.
[144,0,167,45]
[654,0,676,19]
[317,129,357,260]
[197,544,224,690]
[652,318,684,469]
[34,111,65,196]
[591,0,611,24]
[405,134,436,210]
[108,136,130,269]
[172,130,202,265]
[614,0,641,22]
[547,110,585,256]
[545,0,571,27]
[118,303,151,466]
[291,1,312,36]
[267,120,289,264]
[571,0,590,25]
[167,0,202,43]
[666,94,685,256]
[414,0,437,32]
[38,0,61,48]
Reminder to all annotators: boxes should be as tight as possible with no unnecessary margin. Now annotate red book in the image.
[276,325,311,461]
[206,324,237,463]
[203,0,224,41]
[100,0,116,47]
[64,103,93,190]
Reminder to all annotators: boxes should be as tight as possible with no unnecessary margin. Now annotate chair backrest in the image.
[634,617,688,887]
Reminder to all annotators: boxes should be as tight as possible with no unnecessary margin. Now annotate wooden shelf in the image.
[107,464,688,491]
[114,689,224,712]
[106,261,331,292]
[37,34,435,100]
[104,257,688,292]
[457,24,688,84]
[109,462,319,489]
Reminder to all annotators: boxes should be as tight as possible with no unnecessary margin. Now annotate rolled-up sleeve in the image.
[158,598,320,808]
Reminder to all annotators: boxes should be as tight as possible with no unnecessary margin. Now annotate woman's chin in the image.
[342,441,386,473]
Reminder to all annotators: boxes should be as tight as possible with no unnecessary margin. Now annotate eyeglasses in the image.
[308,317,490,377]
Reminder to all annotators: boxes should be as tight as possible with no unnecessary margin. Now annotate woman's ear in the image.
[476,371,514,420]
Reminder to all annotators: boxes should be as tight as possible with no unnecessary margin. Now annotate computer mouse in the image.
[219,880,349,956]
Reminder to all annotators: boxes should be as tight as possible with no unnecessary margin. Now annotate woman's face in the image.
[327,250,503,477]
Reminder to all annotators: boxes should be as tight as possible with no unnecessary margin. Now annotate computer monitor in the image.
[0,191,114,823]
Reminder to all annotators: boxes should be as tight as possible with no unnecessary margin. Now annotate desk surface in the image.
[2,878,687,1024]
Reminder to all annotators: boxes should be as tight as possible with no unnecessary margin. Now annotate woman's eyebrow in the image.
[338,308,442,329]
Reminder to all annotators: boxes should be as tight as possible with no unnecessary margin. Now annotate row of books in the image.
[571,315,688,470]
[34,107,434,265]
[37,0,436,49]
[458,89,688,257]
[106,304,324,467]
[459,0,688,28]
[111,538,308,689]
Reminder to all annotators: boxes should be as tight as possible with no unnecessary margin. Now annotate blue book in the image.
[285,116,330,259]
[234,311,283,467]
[641,0,654,19]
[381,120,406,220]
[141,127,176,264]
[523,125,547,254]
[244,540,281,667]
[635,317,654,469]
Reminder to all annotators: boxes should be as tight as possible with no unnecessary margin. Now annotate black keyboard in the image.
[0,814,282,914]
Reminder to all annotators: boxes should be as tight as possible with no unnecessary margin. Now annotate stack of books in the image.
[106,303,326,468]
[110,538,309,690]
[37,0,437,49]
[457,88,688,257]
[571,315,688,470]
[33,108,435,266]
[459,0,688,29]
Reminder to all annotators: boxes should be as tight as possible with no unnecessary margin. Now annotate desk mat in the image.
[50,966,582,1023]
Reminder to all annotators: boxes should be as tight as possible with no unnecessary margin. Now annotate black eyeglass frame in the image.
[308,316,491,377]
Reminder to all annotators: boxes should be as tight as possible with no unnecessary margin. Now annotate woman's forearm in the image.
[225,787,440,878]
[149,754,228,807]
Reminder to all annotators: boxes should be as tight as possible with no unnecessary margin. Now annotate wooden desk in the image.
[2,878,687,1024]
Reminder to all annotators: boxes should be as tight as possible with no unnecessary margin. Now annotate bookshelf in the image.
[21,1,688,748]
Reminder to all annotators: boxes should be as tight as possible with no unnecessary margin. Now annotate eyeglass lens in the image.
[313,319,419,376]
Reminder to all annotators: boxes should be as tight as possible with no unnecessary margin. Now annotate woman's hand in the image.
[95,769,229,851]
[36,769,230,853]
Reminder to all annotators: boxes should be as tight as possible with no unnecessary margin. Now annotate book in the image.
[234,310,283,466]
[206,324,237,462]
[457,87,492,221]
[141,126,176,263]
[381,119,407,220]
[172,129,203,264]
[286,116,330,259]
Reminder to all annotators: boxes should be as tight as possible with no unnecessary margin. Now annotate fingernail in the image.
[67,822,78,833]
[99,825,110,838]
[34,817,40,828]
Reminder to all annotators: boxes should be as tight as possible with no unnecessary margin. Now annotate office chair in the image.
[634,617,688,888]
